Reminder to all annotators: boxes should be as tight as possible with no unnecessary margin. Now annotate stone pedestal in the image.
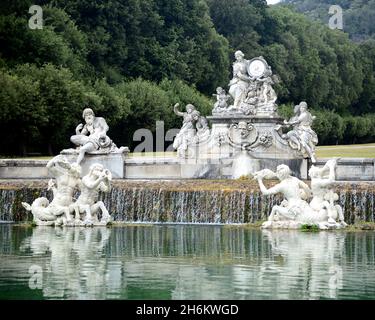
[188,114,308,178]
[207,115,302,160]
[63,149,129,179]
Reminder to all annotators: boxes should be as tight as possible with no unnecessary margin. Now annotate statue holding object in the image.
[63,108,127,164]
[276,101,318,163]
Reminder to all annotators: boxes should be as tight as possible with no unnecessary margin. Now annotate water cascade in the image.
[0,180,374,224]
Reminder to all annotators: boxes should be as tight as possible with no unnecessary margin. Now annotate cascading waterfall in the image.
[0,180,374,224]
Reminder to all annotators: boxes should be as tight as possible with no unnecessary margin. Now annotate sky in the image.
[267,0,281,4]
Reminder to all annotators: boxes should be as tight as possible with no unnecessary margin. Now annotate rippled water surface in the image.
[0,224,375,300]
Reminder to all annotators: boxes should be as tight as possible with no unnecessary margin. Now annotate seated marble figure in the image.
[63,108,126,164]
[254,159,347,230]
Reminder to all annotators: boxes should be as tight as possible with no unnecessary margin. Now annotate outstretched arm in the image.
[237,71,251,82]
[257,178,282,196]
[47,156,69,176]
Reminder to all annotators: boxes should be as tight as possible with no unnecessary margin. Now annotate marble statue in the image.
[22,156,113,227]
[259,76,277,107]
[193,110,210,143]
[73,163,112,226]
[63,108,126,164]
[255,164,312,228]
[277,102,318,163]
[214,53,278,116]
[22,156,81,226]
[173,103,210,158]
[309,158,347,227]
[228,50,252,110]
[213,87,230,114]
[173,103,197,158]
[254,160,347,230]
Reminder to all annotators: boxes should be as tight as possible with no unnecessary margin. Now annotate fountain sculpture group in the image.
[171,50,346,229]
[22,50,347,229]
[254,159,347,229]
[172,51,318,178]
[22,109,119,226]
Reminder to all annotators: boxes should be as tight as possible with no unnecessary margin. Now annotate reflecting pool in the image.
[0,224,375,300]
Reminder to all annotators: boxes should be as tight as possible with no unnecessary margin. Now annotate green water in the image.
[0,224,375,300]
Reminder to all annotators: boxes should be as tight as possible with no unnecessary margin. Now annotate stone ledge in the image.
[0,159,49,167]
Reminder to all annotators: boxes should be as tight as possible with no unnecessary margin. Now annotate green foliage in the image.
[51,0,230,93]
[0,68,45,154]
[281,0,375,42]
[0,0,375,155]
[207,0,266,57]
[300,224,320,232]
[11,63,94,153]
[159,79,213,116]
[117,78,172,132]
[113,78,212,147]
[0,64,129,155]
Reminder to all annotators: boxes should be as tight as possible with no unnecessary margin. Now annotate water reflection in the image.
[0,225,375,300]
[260,230,346,299]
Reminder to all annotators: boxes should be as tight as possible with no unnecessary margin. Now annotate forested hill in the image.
[0,0,375,156]
[281,0,375,42]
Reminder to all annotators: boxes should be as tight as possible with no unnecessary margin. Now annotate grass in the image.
[316,143,375,158]
[300,224,320,232]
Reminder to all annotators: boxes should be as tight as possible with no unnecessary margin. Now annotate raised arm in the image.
[47,156,69,176]
[319,158,339,186]
[82,176,103,190]
[173,103,184,117]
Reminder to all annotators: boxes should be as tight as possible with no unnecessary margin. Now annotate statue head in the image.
[216,87,224,94]
[276,164,291,181]
[192,110,201,121]
[293,104,300,114]
[82,108,95,125]
[234,50,245,61]
[89,163,104,178]
[299,101,308,112]
[186,104,195,114]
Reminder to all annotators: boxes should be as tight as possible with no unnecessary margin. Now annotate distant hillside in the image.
[281,0,375,42]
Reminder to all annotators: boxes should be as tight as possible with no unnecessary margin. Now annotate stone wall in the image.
[1,158,374,181]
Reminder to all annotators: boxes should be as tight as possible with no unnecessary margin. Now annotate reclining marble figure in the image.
[254,159,347,230]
